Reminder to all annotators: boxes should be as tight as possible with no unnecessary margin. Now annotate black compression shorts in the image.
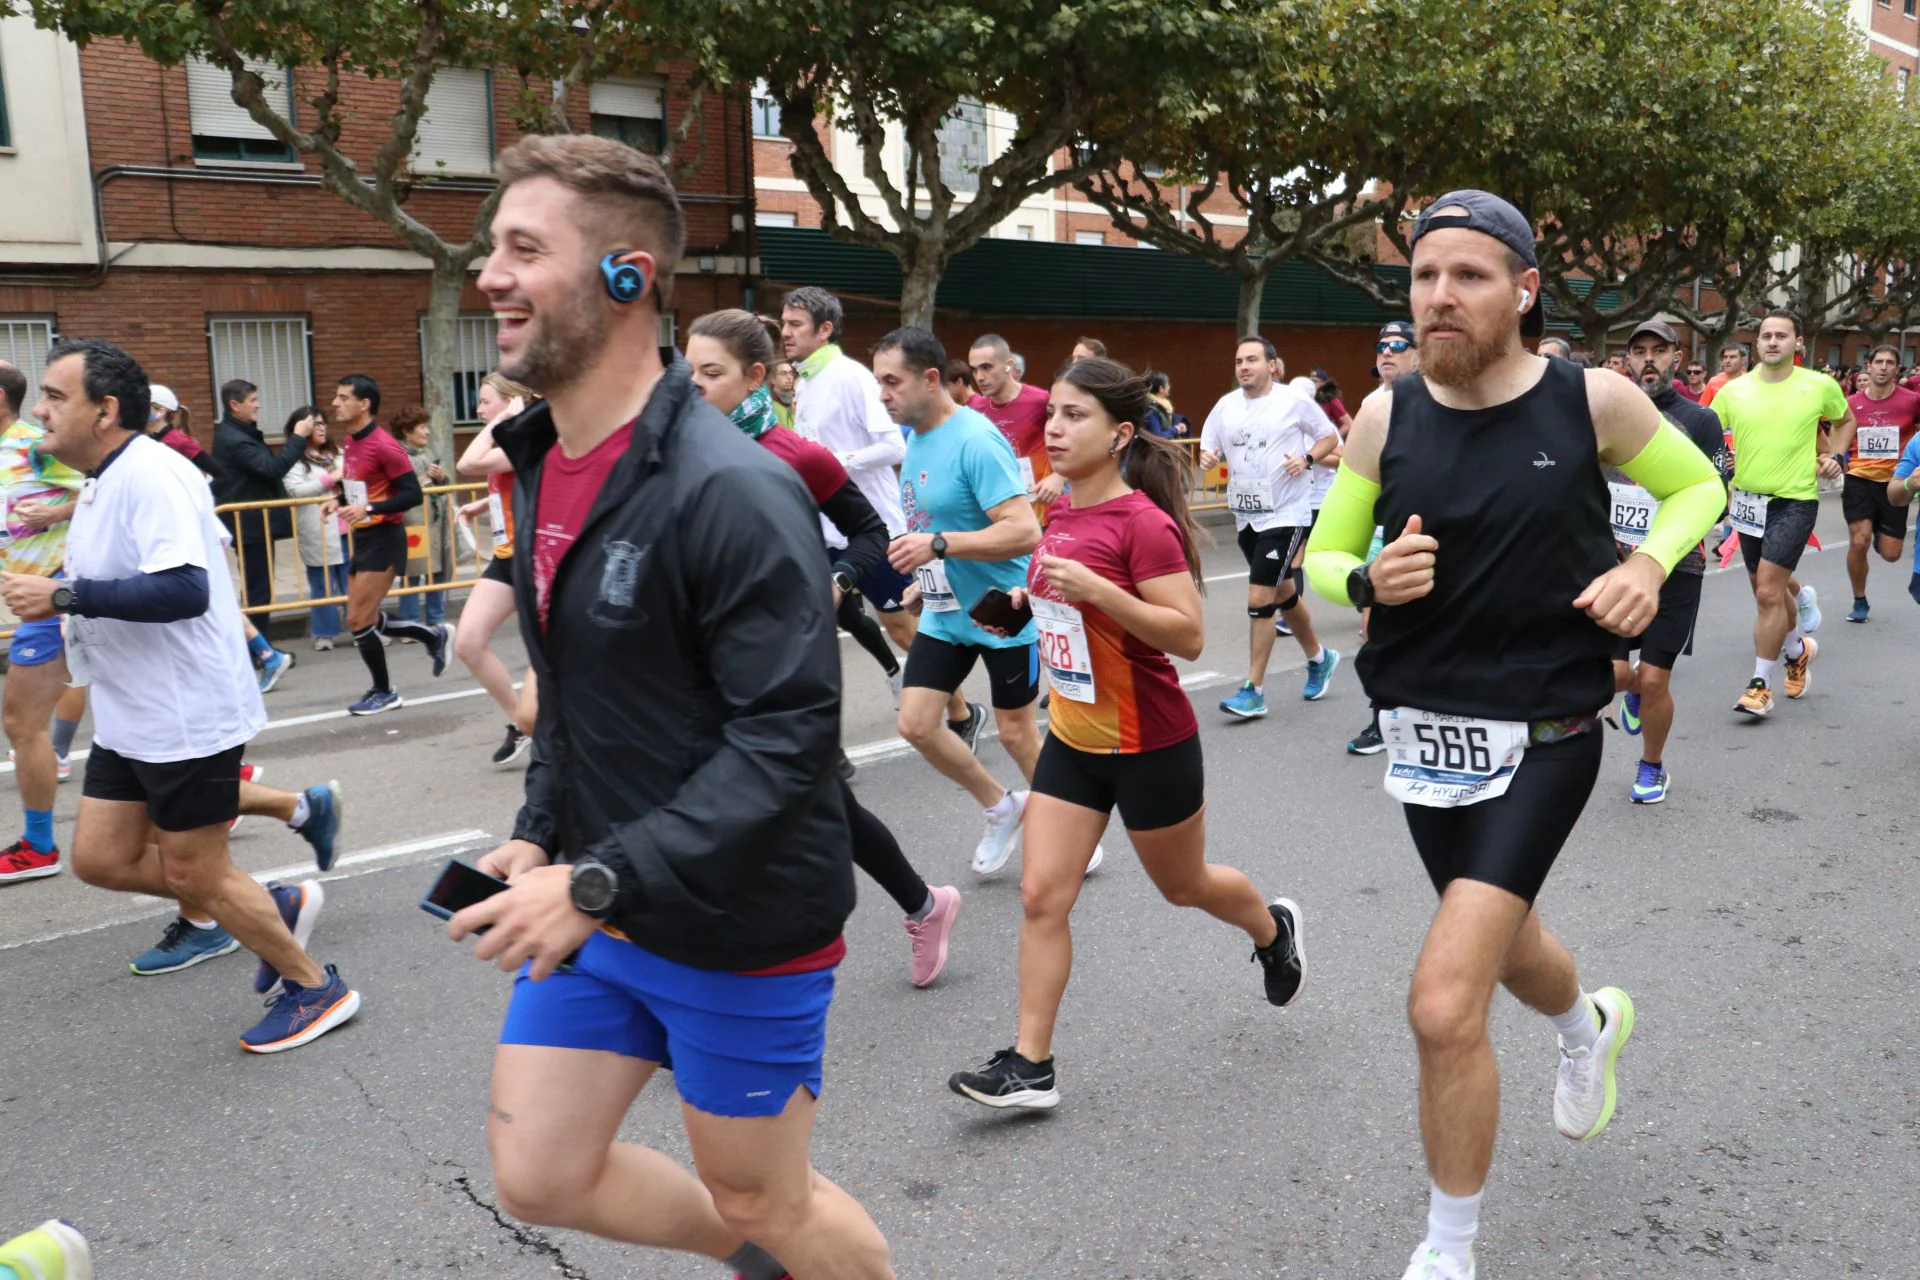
[1030,732,1204,831]
[1237,524,1308,590]
[1613,569,1702,670]
[1842,473,1910,543]
[350,523,409,576]
[902,632,1039,710]
[1737,496,1819,574]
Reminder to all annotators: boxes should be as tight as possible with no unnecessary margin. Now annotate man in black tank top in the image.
[1300,192,1723,1280]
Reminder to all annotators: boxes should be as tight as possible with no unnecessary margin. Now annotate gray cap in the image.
[1411,190,1543,337]
[1627,319,1679,347]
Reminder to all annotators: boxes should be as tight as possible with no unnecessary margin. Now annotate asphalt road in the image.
[1,495,1914,1279]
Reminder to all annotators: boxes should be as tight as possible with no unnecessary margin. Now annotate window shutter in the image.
[418,313,501,423]
[0,318,56,422]
[589,79,665,120]
[186,56,289,140]
[415,68,494,175]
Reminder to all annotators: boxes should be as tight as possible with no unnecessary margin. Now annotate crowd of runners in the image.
[0,131,1910,1280]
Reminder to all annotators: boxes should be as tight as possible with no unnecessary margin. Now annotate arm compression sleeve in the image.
[73,564,211,623]
[1302,465,1381,607]
[1616,420,1724,574]
[368,468,423,516]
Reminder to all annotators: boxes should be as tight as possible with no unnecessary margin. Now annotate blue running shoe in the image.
[130,917,241,975]
[1619,691,1642,735]
[255,879,326,997]
[1630,760,1669,804]
[240,962,360,1054]
[1847,597,1870,624]
[257,647,293,694]
[1302,646,1340,701]
[1219,682,1268,719]
[348,687,404,716]
[297,781,343,872]
[426,623,452,677]
[1273,615,1293,637]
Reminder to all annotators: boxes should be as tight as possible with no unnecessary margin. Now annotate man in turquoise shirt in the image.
[877,326,1047,877]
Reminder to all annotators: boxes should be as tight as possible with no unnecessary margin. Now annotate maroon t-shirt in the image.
[533,422,632,633]
[756,425,848,505]
[341,422,415,528]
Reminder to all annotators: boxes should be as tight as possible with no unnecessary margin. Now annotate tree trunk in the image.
[421,254,471,466]
[897,238,946,330]
[1236,270,1268,338]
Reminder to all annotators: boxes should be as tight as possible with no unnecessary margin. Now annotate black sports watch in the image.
[1347,563,1376,610]
[930,533,949,560]
[830,566,855,596]
[568,859,620,918]
[50,585,77,615]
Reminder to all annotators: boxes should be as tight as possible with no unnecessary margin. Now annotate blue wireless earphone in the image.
[600,253,647,303]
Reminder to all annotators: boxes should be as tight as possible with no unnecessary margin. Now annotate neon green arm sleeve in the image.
[1303,465,1381,607]
[1617,421,1724,574]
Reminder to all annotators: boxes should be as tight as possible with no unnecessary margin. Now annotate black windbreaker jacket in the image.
[494,353,854,972]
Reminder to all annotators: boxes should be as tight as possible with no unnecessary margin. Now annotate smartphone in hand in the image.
[970,588,1033,633]
[420,859,509,933]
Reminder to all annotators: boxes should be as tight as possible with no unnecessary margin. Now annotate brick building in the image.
[0,17,753,443]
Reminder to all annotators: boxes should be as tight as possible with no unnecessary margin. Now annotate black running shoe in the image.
[1346,721,1384,755]
[492,724,529,765]
[1253,898,1305,1007]
[948,1047,1059,1110]
[836,750,857,781]
[949,701,989,755]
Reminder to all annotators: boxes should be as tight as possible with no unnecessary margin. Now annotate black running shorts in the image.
[1613,569,1702,670]
[84,743,246,833]
[1737,496,1819,574]
[1401,728,1603,904]
[902,632,1039,710]
[481,554,514,586]
[1237,524,1308,590]
[1031,732,1204,831]
[1841,473,1910,543]
[350,523,409,576]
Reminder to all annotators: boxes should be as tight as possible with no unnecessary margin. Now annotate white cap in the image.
[150,384,180,412]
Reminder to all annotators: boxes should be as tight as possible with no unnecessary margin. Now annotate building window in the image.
[1014,225,1034,241]
[755,210,799,228]
[1900,68,1912,102]
[208,316,311,439]
[909,98,986,194]
[0,51,11,149]
[590,78,667,154]
[1074,230,1106,246]
[419,313,500,424]
[659,312,677,350]
[0,318,56,416]
[750,80,782,139]
[415,68,494,175]
[186,56,296,163]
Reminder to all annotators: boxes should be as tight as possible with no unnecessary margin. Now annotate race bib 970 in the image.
[1380,707,1529,808]
[915,560,959,612]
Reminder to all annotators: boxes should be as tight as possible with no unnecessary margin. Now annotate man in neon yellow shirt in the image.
[1710,310,1854,717]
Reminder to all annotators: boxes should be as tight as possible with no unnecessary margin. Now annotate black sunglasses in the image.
[1376,339,1413,354]
[1686,368,1705,376]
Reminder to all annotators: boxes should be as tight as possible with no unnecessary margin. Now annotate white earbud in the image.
[1519,290,1532,311]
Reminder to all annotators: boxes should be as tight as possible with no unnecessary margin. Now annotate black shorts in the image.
[351,523,409,576]
[1737,496,1820,573]
[83,743,246,833]
[1613,568,1702,670]
[1237,524,1308,589]
[482,554,514,585]
[902,632,1039,710]
[1031,732,1204,831]
[1842,473,1909,542]
[1401,728,1603,904]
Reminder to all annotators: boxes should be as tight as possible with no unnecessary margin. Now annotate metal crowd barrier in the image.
[1170,438,1229,511]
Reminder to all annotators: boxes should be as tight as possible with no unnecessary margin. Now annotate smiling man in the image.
[1302,190,1723,1280]
[448,133,893,1280]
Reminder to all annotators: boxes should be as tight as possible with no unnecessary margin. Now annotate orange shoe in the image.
[1783,636,1816,699]
[1734,678,1774,718]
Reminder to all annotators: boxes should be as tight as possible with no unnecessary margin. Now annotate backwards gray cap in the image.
[1410,190,1543,335]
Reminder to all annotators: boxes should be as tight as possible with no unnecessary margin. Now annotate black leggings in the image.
[842,778,928,914]
[837,593,899,677]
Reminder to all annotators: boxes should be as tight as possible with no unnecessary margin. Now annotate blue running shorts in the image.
[8,617,64,667]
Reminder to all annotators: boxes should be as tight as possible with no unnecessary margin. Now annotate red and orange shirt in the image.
[341,423,416,528]
[1845,385,1920,483]
[1029,490,1197,755]
[970,383,1052,501]
[486,471,517,558]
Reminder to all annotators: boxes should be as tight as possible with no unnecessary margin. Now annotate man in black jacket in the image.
[212,379,309,624]
[445,134,892,1280]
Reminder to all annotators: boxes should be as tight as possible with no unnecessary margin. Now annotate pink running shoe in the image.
[904,884,961,987]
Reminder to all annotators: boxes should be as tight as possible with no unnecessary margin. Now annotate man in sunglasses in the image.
[1679,361,1709,403]
[1346,321,1422,755]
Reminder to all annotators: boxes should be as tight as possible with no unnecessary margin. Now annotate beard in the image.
[1417,314,1512,388]
[500,284,610,395]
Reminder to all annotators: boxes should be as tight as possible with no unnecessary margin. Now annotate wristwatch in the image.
[568,859,620,918]
[830,568,855,596]
[50,585,77,615]
[1347,563,1376,609]
[930,533,949,560]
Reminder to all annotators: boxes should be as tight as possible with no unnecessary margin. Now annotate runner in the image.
[875,326,1078,877]
[1609,321,1731,804]
[0,359,83,885]
[687,307,963,987]
[968,333,1061,519]
[948,358,1303,1112]
[1536,337,1571,360]
[1301,191,1723,1280]
[329,374,452,715]
[1699,341,1748,407]
[1709,310,1855,717]
[449,133,894,1279]
[454,371,539,764]
[1884,430,1920,601]
[1199,335,1341,718]
[6,337,360,1053]
[1348,323,1422,755]
[1840,345,1920,622]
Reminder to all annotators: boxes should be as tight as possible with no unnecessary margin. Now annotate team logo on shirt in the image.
[1533,452,1557,469]
[599,540,643,608]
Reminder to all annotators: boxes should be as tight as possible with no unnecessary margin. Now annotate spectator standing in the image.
[768,356,797,430]
[281,406,348,651]
[392,407,451,629]
[1144,370,1188,438]
[213,379,311,625]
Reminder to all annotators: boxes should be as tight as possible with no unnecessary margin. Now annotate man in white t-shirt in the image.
[1201,335,1341,719]
[0,338,360,1055]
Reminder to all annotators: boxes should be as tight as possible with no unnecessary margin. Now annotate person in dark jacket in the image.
[444,133,893,1280]
[212,379,310,623]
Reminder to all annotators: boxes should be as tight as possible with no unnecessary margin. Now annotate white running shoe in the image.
[971,790,1027,876]
[887,668,904,711]
[1554,985,1636,1140]
[1796,585,1822,634]
[1401,1244,1474,1280]
[1086,843,1105,875]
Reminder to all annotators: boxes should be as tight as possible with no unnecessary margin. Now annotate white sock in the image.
[289,791,311,829]
[987,790,1017,818]
[185,916,217,930]
[1548,991,1600,1052]
[1425,1183,1483,1265]
[1753,657,1778,686]
[1304,646,1325,664]
[1784,627,1806,660]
